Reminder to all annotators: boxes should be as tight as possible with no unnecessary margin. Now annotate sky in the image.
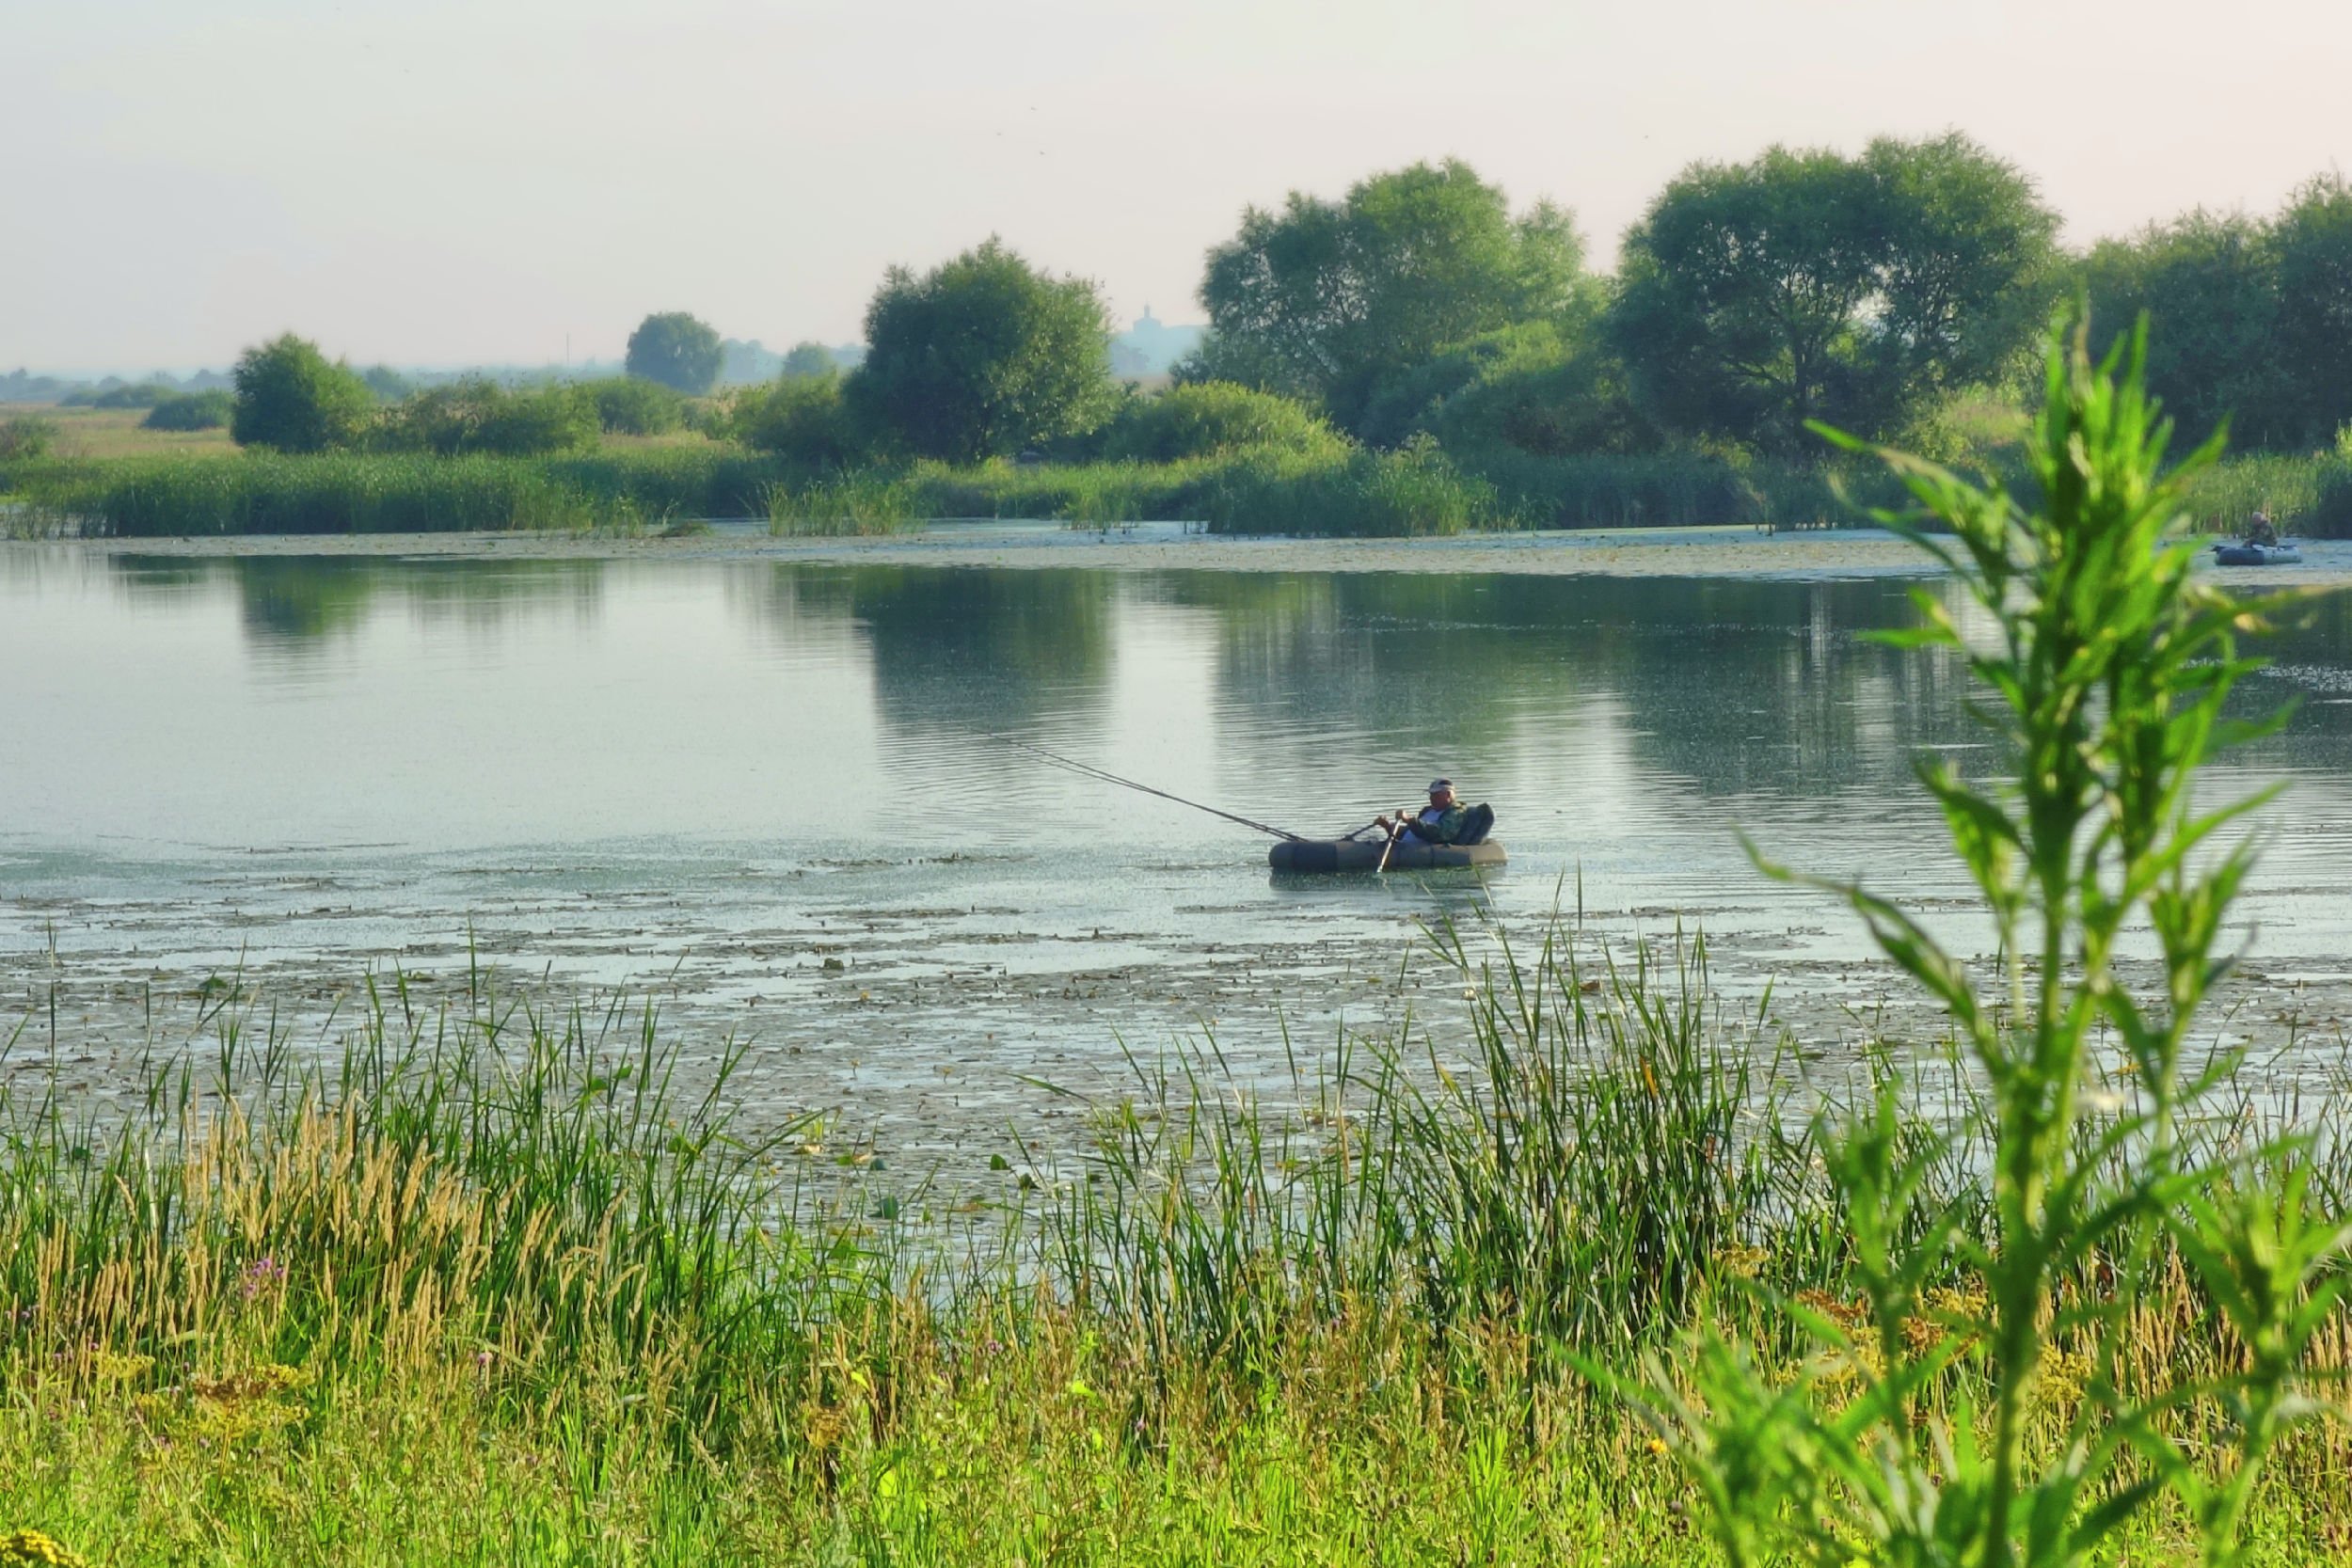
[7,0,2349,374]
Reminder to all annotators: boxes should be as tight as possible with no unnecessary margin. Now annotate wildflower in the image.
[0,1529,92,1567]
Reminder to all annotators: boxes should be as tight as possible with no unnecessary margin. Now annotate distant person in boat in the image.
[1379,780,1470,847]
[2248,511,2279,546]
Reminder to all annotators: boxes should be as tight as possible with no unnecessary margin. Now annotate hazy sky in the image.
[8,0,2348,372]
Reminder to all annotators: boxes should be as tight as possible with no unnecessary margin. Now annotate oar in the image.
[1375,807,1411,874]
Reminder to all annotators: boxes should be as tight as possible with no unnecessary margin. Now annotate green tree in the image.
[625,312,724,394]
[1611,134,2058,451]
[780,341,838,379]
[230,334,373,452]
[1356,320,1653,455]
[2268,172,2352,448]
[1195,159,1590,435]
[360,365,414,403]
[2080,210,2278,447]
[848,238,1116,463]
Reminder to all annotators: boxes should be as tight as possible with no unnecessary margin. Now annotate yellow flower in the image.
[1,1529,93,1568]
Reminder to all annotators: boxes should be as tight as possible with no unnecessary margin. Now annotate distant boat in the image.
[2212,540,2302,565]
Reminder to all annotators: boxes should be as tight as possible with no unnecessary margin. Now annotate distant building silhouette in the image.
[1111,307,1203,379]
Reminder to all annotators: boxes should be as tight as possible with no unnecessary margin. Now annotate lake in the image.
[8,537,2352,1164]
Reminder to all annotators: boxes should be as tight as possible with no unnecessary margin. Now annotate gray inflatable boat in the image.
[1269,837,1507,873]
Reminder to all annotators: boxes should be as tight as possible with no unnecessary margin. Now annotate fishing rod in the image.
[992,736,1306,843]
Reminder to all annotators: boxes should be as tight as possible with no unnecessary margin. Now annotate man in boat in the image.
[1378,779,1470,847]
[2248,511,2279,546]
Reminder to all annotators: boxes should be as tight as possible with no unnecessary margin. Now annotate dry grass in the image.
[0,405,236,461]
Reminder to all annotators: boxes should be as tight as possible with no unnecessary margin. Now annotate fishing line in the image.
[990,736,1305,842]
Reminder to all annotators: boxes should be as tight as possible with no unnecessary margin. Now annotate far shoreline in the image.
[11,520,2344,584]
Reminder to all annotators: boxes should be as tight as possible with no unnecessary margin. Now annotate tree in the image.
[848,238,1116,463]
[625,312,724,394]
[1358,321,1655,457]
[360,365,414,403]
[2080,211,2278,447]
[780,341,838,379]
[1610,134,2058,451]
[1196,159,1591,435]
[2268,173,2352,448]
[230,333,373,452]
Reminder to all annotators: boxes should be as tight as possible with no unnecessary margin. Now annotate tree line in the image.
[218,135,2352,471]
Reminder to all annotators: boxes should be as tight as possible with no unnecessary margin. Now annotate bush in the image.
[1096,382,1342,463]
[0,415,57,462]
[90,381,179,410]
[141,390,234,431]
[725,375,867,468]
[582,376,683,436]
[231,334,373,452]
[1200,435,1508,536]
[373,380,599,457]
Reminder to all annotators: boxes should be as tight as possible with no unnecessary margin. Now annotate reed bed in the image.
[0,450,791,537]
[6,436,2351,544]
[3,924,2346,1562]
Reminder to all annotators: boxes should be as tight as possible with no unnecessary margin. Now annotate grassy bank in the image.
[8,438,2351,542]
[0,450,788,537]
[2,928,2346,1564]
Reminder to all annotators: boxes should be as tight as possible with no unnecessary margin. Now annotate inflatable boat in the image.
[1269,836,1507,873]
[2213,540,2302,565]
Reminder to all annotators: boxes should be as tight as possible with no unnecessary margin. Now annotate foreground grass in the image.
[3,927,2349,1563]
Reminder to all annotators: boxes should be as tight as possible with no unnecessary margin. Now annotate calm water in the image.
[7,546,2352,1148]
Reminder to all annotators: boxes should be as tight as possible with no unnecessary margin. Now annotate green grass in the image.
[0,449,791,537]
[2,923,2347,1563]
[7,437,2350,542]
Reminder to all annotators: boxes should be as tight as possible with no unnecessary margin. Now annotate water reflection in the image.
[1145,571,1978,806]
[107,555,607,648]
[726,563,1117,738]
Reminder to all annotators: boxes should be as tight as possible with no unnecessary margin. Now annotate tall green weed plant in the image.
[1632,314,2345,1567]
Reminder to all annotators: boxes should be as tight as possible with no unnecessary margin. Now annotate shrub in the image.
[141,390,234,431]
[230,334,373,452]
[582,376,683,436]
[1096,382,1342,463]
[1200,435,1508,536]
[90,381,179,410]
[373,379,599,456]
[0,415,57,462]
[725,374,868,468]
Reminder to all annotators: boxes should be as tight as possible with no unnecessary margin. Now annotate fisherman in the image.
[2248,510,2280,546]
[1378,779,1470,847]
